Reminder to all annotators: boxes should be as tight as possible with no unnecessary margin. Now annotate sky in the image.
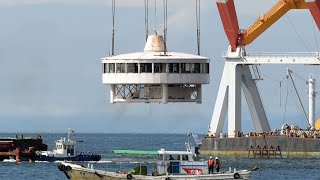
[0,0,319,134]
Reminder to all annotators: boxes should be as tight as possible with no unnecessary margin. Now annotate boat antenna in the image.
[68,128,71,141]
[163,0,168,54]
[144,0,149,41]
[111,0,116,56]
[196,0,201,55]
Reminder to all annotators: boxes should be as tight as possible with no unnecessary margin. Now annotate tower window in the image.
[203,63,209,74]
[116,63,125,73]
[108,63,115,73]
[140,63,152,73]
[154,63,166,73]
[127,63,138,73]
[168,63,179,73]
[192,63,201,73]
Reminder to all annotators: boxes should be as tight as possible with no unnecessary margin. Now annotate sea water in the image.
[0,133,318,180]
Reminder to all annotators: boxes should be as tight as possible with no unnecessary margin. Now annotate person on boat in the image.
[167,155,174,173]
[215,157,221,173]
[182,155,188,161]
[207,156,214,174]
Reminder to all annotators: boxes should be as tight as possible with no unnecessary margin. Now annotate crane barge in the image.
[201,0,320,157]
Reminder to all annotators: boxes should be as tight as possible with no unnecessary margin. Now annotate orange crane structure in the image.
[207,0,320,139]
[201,0,320,157]
[216,0,320,51]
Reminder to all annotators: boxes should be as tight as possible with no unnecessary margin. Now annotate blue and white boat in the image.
[37,129,101,162]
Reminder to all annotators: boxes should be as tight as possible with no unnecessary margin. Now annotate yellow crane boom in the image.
[241,0,308,46]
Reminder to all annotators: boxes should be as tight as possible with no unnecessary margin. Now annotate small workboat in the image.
[37,129,101,162]
[57,138,254,179]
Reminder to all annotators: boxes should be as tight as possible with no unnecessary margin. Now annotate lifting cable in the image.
[258,71,285,113]
[154,0,157,32]
[288,71,309,124]
[163,0,168,53]
[279,76,286,107]
[286,69,311,127]
[111,0,116,56]
[292,71,308,83]
[144,0,149,41]
[196,0,201,55]
[286,16,311,55]
[280,81,282,106]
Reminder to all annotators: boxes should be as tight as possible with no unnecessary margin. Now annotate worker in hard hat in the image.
[215,157,221,173]
[207,156,214,174]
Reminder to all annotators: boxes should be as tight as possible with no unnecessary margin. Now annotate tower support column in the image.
[110,84,115,103]
[162,84,168,104]
[209,50,270,137]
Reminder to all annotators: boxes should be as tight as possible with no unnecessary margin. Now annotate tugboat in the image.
[37,129,101,162]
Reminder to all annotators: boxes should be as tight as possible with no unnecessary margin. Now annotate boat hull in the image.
[58,162,252,180]
[37,154,101,162]
[201,135,320,158]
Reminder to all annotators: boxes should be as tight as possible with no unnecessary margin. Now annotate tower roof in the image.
[144,34,165,52]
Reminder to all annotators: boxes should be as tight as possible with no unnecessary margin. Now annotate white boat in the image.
[57,140,254,179]
[38,129,101,162]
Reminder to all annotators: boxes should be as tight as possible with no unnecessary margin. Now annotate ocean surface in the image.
[0,133,319,180]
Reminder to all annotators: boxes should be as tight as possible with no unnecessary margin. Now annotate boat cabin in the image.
[53,138,76,157]
[112,148,208,175]
[156,149,208,175]
[41,138,77,158]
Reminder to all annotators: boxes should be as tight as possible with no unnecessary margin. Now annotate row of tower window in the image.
[103,63,209,74]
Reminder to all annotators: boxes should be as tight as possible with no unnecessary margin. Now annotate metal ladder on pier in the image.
[250,65,262,81]
[248,134,282,158]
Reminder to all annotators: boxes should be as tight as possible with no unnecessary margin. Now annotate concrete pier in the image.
[201,135,320,158]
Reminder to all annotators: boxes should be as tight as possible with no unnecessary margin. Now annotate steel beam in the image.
[306,0,320,30]
[216,0,240,51]
[224,52,320,65]
[209,62,241,138]
[209,63,230,137]
[240,65,271,132]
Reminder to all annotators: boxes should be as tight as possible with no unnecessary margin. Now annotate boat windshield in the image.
[160,154,192,161]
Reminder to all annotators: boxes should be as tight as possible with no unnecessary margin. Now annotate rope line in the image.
[286,16,311,55]
[292,71,308,83]
[163,0,168,53]
[154,0,157,32]
[144,0,149,41]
